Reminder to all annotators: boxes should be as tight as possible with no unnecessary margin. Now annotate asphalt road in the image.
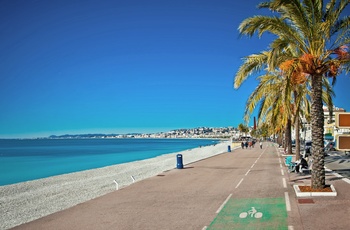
[325,151,350,179]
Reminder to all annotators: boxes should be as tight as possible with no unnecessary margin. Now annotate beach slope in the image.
[1,141,230,229]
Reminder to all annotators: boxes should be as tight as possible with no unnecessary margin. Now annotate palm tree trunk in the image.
[285,119,292,155]
[311,75,325,189]
[294,90,301,161]
[295,117,301,161]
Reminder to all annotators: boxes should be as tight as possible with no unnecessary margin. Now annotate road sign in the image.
[336,112,350,128]
[336,135,350,151]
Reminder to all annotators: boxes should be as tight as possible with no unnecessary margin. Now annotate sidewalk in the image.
[286,173,350,229]
[279,147,350,230]
[12,143,350,230]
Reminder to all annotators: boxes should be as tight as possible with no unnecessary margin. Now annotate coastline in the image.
[0,141,231,229]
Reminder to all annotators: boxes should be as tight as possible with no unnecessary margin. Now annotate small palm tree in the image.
[238,123,249,138]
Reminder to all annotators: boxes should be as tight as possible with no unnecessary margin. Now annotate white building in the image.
[294,105,347,142]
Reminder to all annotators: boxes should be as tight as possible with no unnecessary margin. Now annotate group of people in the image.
[241,140,263,149]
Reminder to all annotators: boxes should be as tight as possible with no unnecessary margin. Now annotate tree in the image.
[237,0,350,189]
[238,123,249,138]
[243,71,295,154]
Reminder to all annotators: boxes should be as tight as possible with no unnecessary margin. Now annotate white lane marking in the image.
[326,168,350,184]
[332,172,343,178]
[235,178,244,188]
[285,192,291,211]
[202,226,207,230]
[279,163,283,168]
[288,226,294,230]
[281,169,284,176]
[279,158,282,163]
[282,178,287,188]
[216,194,232,213]
[255,159,258,164]
[251,163,255,169]
[245,169,250,176]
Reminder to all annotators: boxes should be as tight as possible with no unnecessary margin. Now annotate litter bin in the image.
[176,154,183,169]
[228,145,231,152]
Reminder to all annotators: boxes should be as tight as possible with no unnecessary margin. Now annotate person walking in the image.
[260,141,263,149]
[241,142,244,149]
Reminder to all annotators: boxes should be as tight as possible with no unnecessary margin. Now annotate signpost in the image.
[335,112,350,152]
[336,112,350,128]
[336,135,350,151]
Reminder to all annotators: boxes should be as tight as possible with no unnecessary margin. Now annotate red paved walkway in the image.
[12,143,350,229]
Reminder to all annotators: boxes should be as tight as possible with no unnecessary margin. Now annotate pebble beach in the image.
[0,141,232,229]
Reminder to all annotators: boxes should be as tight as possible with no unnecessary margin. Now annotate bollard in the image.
[176,154,183,169]
[228,145,231,152]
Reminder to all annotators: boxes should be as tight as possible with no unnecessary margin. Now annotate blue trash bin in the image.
[177,154,183,169]
[228,145,231,152]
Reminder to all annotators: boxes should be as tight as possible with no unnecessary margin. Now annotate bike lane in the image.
[206,143,289,230]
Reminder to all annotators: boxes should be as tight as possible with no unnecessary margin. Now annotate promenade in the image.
[12,143,350,229]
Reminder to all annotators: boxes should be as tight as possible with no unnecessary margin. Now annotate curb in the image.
[293,184,337,197]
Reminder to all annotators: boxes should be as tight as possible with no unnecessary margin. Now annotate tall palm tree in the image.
[237,0,350,189]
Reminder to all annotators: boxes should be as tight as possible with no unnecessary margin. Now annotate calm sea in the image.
[0,138,219,186]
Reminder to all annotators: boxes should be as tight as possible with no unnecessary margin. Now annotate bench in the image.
[285,156,297,172]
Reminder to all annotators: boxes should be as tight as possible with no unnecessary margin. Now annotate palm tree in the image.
[237,0,350,189]
[242,71,294,154]
[238,123,249,138]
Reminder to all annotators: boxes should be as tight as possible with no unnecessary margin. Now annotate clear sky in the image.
[1,0,349,138]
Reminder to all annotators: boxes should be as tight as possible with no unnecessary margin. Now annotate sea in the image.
[0,138,219,186]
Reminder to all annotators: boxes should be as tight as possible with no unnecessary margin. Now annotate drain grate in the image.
[298,199,314,204]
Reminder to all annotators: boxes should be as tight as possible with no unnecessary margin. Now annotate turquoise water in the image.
[0,138,218,186]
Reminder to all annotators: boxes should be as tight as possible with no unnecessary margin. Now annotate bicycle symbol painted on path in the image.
[239,207,263,219]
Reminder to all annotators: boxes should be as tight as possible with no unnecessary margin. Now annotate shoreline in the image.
[1,141,232,229]
[0,138,222,186]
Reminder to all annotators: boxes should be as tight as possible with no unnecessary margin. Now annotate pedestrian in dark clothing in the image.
[241,142,244,149]
[295,157,308,173]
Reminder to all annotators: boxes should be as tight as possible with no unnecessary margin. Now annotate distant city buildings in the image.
[295,105,348,142]
[323,106,349,141]
[48,105,349,142]
[48,127,244,139]
[138,127,240,139]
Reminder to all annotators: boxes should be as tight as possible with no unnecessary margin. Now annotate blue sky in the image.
[1,0,349,138]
